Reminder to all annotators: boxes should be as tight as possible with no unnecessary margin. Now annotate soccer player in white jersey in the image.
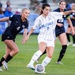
[25,3,75,73]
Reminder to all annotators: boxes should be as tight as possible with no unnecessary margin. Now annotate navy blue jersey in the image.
[54,8,69,25]
[54,8,70,37]
[3,14,29,39]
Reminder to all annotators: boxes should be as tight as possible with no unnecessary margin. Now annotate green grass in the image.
[0,34,75,75]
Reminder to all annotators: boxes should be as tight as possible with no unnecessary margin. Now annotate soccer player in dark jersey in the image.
[0,8,30,71]
[54,0,74,64]
[67,3,75,46]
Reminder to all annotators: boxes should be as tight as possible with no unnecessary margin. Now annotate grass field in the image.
[0,34,75,75]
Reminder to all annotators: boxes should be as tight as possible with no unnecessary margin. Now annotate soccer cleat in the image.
[27,64,35,70]
[3,61,8,70]
[56,61,63,65]
[0,67,3,71]
[72,44,75,47]
[67,42,72,46]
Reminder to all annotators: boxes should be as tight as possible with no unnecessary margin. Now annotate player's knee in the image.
[15,49,19,54]
[47,54,52,58]
[14,48,19,54]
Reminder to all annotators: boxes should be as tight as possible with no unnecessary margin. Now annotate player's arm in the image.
[27,28,34,38]
[71,16,75,20]
[22,27,34,44]
[0,17,9,22]
[22,28,28,44]
[67,17,74,35]
[26,17,40,41]
[28,17,40,37]
[63,10,75,16]
[63,3,75,16]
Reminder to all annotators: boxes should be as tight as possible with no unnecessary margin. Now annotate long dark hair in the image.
[40,3,50,15]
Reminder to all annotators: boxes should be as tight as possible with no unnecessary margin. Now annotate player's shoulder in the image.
[10,14,20,18]
[14,14,21,18]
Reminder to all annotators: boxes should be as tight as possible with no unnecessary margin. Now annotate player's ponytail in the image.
[40,3,50,15]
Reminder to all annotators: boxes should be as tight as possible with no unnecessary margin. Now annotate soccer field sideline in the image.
[0,34,75,75]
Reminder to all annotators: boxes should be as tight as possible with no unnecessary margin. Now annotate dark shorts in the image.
[72,24,75,27]
[2,33,15,42]
[71,20,75,27]
[55,26,65,37]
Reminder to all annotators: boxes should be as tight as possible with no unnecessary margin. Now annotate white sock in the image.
[29,50,42,65]
[41,56,51,67]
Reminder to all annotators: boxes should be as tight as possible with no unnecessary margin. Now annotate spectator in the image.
[29,0,40,10]
[0,2,6,35]
[15,8,22,15]
[4,7,13,17]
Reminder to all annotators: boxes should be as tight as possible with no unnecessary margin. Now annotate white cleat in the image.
[27,64,35,70]
[3,61,8,70]
[72,44,75,47]
[56,61,63,65]
[0,67,3,72]
[67,42,72,46]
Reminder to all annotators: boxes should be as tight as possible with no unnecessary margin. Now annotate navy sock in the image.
[0,57,5,67]
[5,54,13,63]
[58,45,67,62]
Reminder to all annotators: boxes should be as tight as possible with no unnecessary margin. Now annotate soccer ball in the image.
[35,64,45,73]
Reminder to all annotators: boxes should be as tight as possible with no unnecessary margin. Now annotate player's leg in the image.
[35,46,54,74]
[72,27,75,46]
[0,46,11,71]
[2,40,19,70]
[57,33,67,64]
[35,49,46,63]
[27,42,46,70]
[66,27,72,46]
[41,46,54,67]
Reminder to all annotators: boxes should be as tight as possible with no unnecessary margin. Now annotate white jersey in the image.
[32,12,63,46]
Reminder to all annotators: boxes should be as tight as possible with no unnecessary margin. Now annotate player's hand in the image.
[22,35,29,44]
[22,38,27,44]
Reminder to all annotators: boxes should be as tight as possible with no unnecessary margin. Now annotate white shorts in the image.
[38,36,55,47]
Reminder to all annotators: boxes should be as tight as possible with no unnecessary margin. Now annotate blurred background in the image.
[0,0,75,34]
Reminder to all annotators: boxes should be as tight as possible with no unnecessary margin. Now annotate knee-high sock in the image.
[57,45,67,62]
[66,33,71,42]
[72,35,75,44]
[29,50,42,65]
[0,57,5,67]
[41,56,51,67]
[5,54,13,63]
